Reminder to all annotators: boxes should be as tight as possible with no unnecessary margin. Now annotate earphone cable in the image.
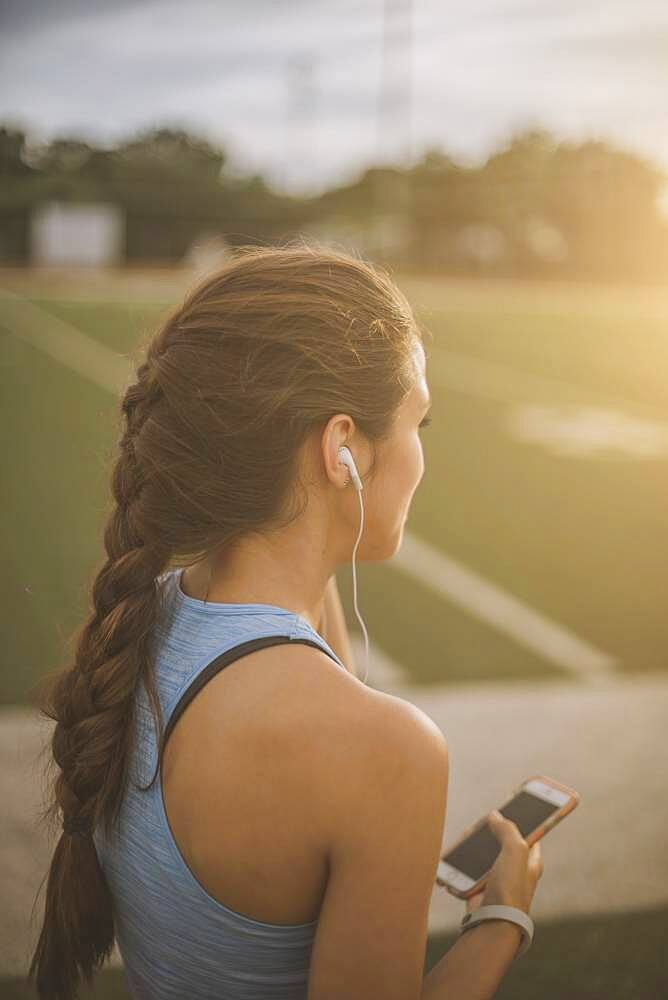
[351,485,370,684]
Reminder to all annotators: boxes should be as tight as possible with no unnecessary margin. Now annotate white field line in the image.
[2,291,619,684]
[429,344,594,406]
[0,289,129,394]
[2,289,652,416]
[391,531,618,684]
[349,633,408,690]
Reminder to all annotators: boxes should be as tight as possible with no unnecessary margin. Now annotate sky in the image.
[1,0,668,195]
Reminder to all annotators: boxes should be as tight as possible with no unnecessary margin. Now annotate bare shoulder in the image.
[179,637,446,763]
[271,644,450,840]
[270,640,448,757]
[183,639,449,839]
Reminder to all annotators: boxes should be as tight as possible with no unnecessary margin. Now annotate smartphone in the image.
[435,774,579,899]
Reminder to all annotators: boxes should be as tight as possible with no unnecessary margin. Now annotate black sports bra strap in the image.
[160,635,341,759]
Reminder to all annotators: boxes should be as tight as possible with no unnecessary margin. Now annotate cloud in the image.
[1,0,666,194]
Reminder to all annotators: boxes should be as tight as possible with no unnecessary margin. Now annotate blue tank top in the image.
[93,567,348,999]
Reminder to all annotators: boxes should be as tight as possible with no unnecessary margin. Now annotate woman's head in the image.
[129,239,431,575]
[198,325,432,617]
[28,239,430,999]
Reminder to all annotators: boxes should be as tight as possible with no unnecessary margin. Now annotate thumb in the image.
[487,809,516,844]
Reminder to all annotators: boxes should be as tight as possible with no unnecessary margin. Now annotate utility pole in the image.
[378,0,413,167]
[284,52,317,195]
[375,0,414,259]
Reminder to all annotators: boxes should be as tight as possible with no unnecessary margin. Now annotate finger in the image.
[529,843,544,874]
[465,891,484,912]
[488,811,523,847]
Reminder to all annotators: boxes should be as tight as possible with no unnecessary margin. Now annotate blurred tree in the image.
[0,125,35,260]
[0,119,666,277]
[0,125,34,176]
[28,137,94,175]
[113,127,226,182]
[545,139,667,279]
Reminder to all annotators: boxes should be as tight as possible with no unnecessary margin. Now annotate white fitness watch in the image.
[459,905,534,959]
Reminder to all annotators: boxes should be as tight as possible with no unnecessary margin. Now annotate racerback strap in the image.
[160,635,341,759]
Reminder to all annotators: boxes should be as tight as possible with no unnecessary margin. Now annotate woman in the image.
[29,242,542,999]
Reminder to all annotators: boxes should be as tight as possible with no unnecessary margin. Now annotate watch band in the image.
[459,904,534,959]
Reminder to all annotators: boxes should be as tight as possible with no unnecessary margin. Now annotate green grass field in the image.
[1,271,667,704]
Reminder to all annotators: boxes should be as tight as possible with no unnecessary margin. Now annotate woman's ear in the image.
[320,414,356,487]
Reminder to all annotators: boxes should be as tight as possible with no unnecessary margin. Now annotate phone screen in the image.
[443,790,559,881]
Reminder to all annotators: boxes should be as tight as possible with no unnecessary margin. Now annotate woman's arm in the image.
[318,574,358,677]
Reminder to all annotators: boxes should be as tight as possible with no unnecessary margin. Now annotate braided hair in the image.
[28,353,172,998]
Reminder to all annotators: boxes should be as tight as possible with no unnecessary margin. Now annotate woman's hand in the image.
[463,811,544,916]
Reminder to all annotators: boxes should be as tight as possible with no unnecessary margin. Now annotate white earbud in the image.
[337,445,363,492]
[336,445,369,684]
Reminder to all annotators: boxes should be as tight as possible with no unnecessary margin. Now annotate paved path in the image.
[362,640,668,927]
[2,647,667,977]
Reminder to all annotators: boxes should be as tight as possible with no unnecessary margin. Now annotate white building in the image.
[30,201,125,266]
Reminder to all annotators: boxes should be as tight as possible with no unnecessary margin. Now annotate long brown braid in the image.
[28,343,174,998]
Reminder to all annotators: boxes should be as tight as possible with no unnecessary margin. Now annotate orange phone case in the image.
[436,773,580,899]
